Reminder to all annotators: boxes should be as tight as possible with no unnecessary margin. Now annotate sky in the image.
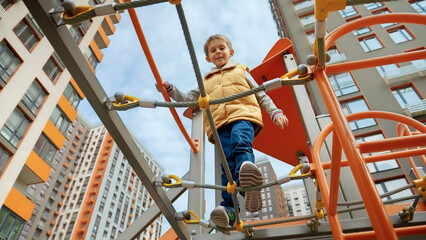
[77,0,303,235]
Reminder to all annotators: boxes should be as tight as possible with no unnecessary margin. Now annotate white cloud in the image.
[79,0,298,236]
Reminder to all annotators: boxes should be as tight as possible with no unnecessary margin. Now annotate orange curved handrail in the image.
[312,110,426,239]
[325,13,426,50]
[124,1,199,153]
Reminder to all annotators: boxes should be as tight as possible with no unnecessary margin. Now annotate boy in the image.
[156,34,288,228]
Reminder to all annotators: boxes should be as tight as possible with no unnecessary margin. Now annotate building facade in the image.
[49,126,163,240]
[269,0,425,220]
[0,0,121,239]
[284,184,311,217]
[240,159,288,221]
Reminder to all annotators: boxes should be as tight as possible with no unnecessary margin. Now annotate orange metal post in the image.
[124,1,198,153]
[329,131,342,216]
[344,225,426,240]
[315,70,397,240]
[357,135,426,154]
[312,124,344,239]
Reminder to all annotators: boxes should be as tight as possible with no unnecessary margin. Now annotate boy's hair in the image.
[203,34,233,56]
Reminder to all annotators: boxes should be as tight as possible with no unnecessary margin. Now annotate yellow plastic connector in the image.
[314,208,324,219]
[112,95,140,108]
[316,199,324,210]
[63,6,95,24]
[198,95,211,110]
[315,0,347,21]
[168,0,182,4]
[289,164,311,178]
[227,181,237,194]
[182,210,200,224]
[162,175,182,187]
[279,69,299,80]
[234,221,244,232]
[413,176,426,189]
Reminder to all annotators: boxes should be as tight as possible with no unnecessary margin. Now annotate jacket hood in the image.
[204,59,240,79]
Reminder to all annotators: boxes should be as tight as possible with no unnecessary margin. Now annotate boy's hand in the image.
[274,115,289,129]
[155,81,169,93]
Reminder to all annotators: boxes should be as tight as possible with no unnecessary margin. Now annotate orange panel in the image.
[58,95,78,122]
[43,120,66,149]
[26,151,52,182]
[104,16,116,33]
[69,78,85,99]
[89,40,103,62]
[97,26,110,47]
[4,187,35,221]
[251,38,312,166]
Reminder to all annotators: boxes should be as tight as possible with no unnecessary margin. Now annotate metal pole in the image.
[187,109,206,235]
[22,1,190,239]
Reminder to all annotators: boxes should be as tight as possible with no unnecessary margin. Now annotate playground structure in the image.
[23,0,426,239]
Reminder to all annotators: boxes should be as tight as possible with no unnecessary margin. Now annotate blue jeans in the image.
[218,120,256,208]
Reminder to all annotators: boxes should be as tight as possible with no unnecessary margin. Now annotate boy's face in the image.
[205,38,234,68]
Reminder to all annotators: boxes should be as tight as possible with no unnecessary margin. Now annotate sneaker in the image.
[239,161,263,212]
[210,206,235,228]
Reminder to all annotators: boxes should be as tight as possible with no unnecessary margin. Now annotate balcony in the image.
[405,99,426,118]
[19,151,52,185]
[327,53,347,65]
[384,64,426,86]
[295,1,314,15]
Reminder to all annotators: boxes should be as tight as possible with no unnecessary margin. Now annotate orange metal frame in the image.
[312,13,426,240]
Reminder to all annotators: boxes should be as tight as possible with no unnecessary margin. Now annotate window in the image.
[353,27,371,36]
[341,99,376,130]
[373,9,396,28]
[376,64,400,78]
[388,28,413,44]
[359,35,383,52]
[0,108,31,147]
[13,17,40,51]
[0,0,12,9]
[364,2,383,10]
[392,86,422,109]
[0,145,11,175]
[43,54,63,83]
[85,47,99,70]
[328,72,359,97]
[339,6,358,18]
[294,0,313,11]
[376,178,413,202]
[63,84,82,108]
[356,133,399,173]
[299,14,315,26]
[33,134,58,164]
[0,207,25,240]
[68,20,91,44]
[21,80,47,115]
[410,0,426,14]
[0,40,22,84]
[50,107,71,134]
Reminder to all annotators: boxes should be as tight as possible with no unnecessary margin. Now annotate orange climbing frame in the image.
[124,0,199,153]
[311,13,426,240]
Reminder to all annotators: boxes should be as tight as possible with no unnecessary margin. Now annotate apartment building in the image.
[269,0,425,219]
[240,159,288,221]
[0,0,121,239]
[50,126,163,240]
[284,184,311,217]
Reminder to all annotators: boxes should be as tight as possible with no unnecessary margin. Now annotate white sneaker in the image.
[239,161,263,212]
[210,206,235,229]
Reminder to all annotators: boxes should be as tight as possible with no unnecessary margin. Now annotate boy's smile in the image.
[206,38,234,68]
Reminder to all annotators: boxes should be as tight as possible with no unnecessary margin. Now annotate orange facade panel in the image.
[58,95,78,122]
[43,120,66,149]
[69,78,85,99]
[25,151,52,182]
[98,25,110,47]
[104,16,116,34]
[89,40,103,62]
[4,187,35,221]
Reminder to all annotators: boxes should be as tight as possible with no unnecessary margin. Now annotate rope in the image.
[316,38,326,68]
[337,183,416,206]
[62,0,169,25]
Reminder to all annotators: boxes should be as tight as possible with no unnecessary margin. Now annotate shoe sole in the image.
[240,163,263,212]
[210,207,229,229]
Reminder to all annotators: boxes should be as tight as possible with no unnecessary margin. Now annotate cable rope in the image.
[346,0,397,5]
